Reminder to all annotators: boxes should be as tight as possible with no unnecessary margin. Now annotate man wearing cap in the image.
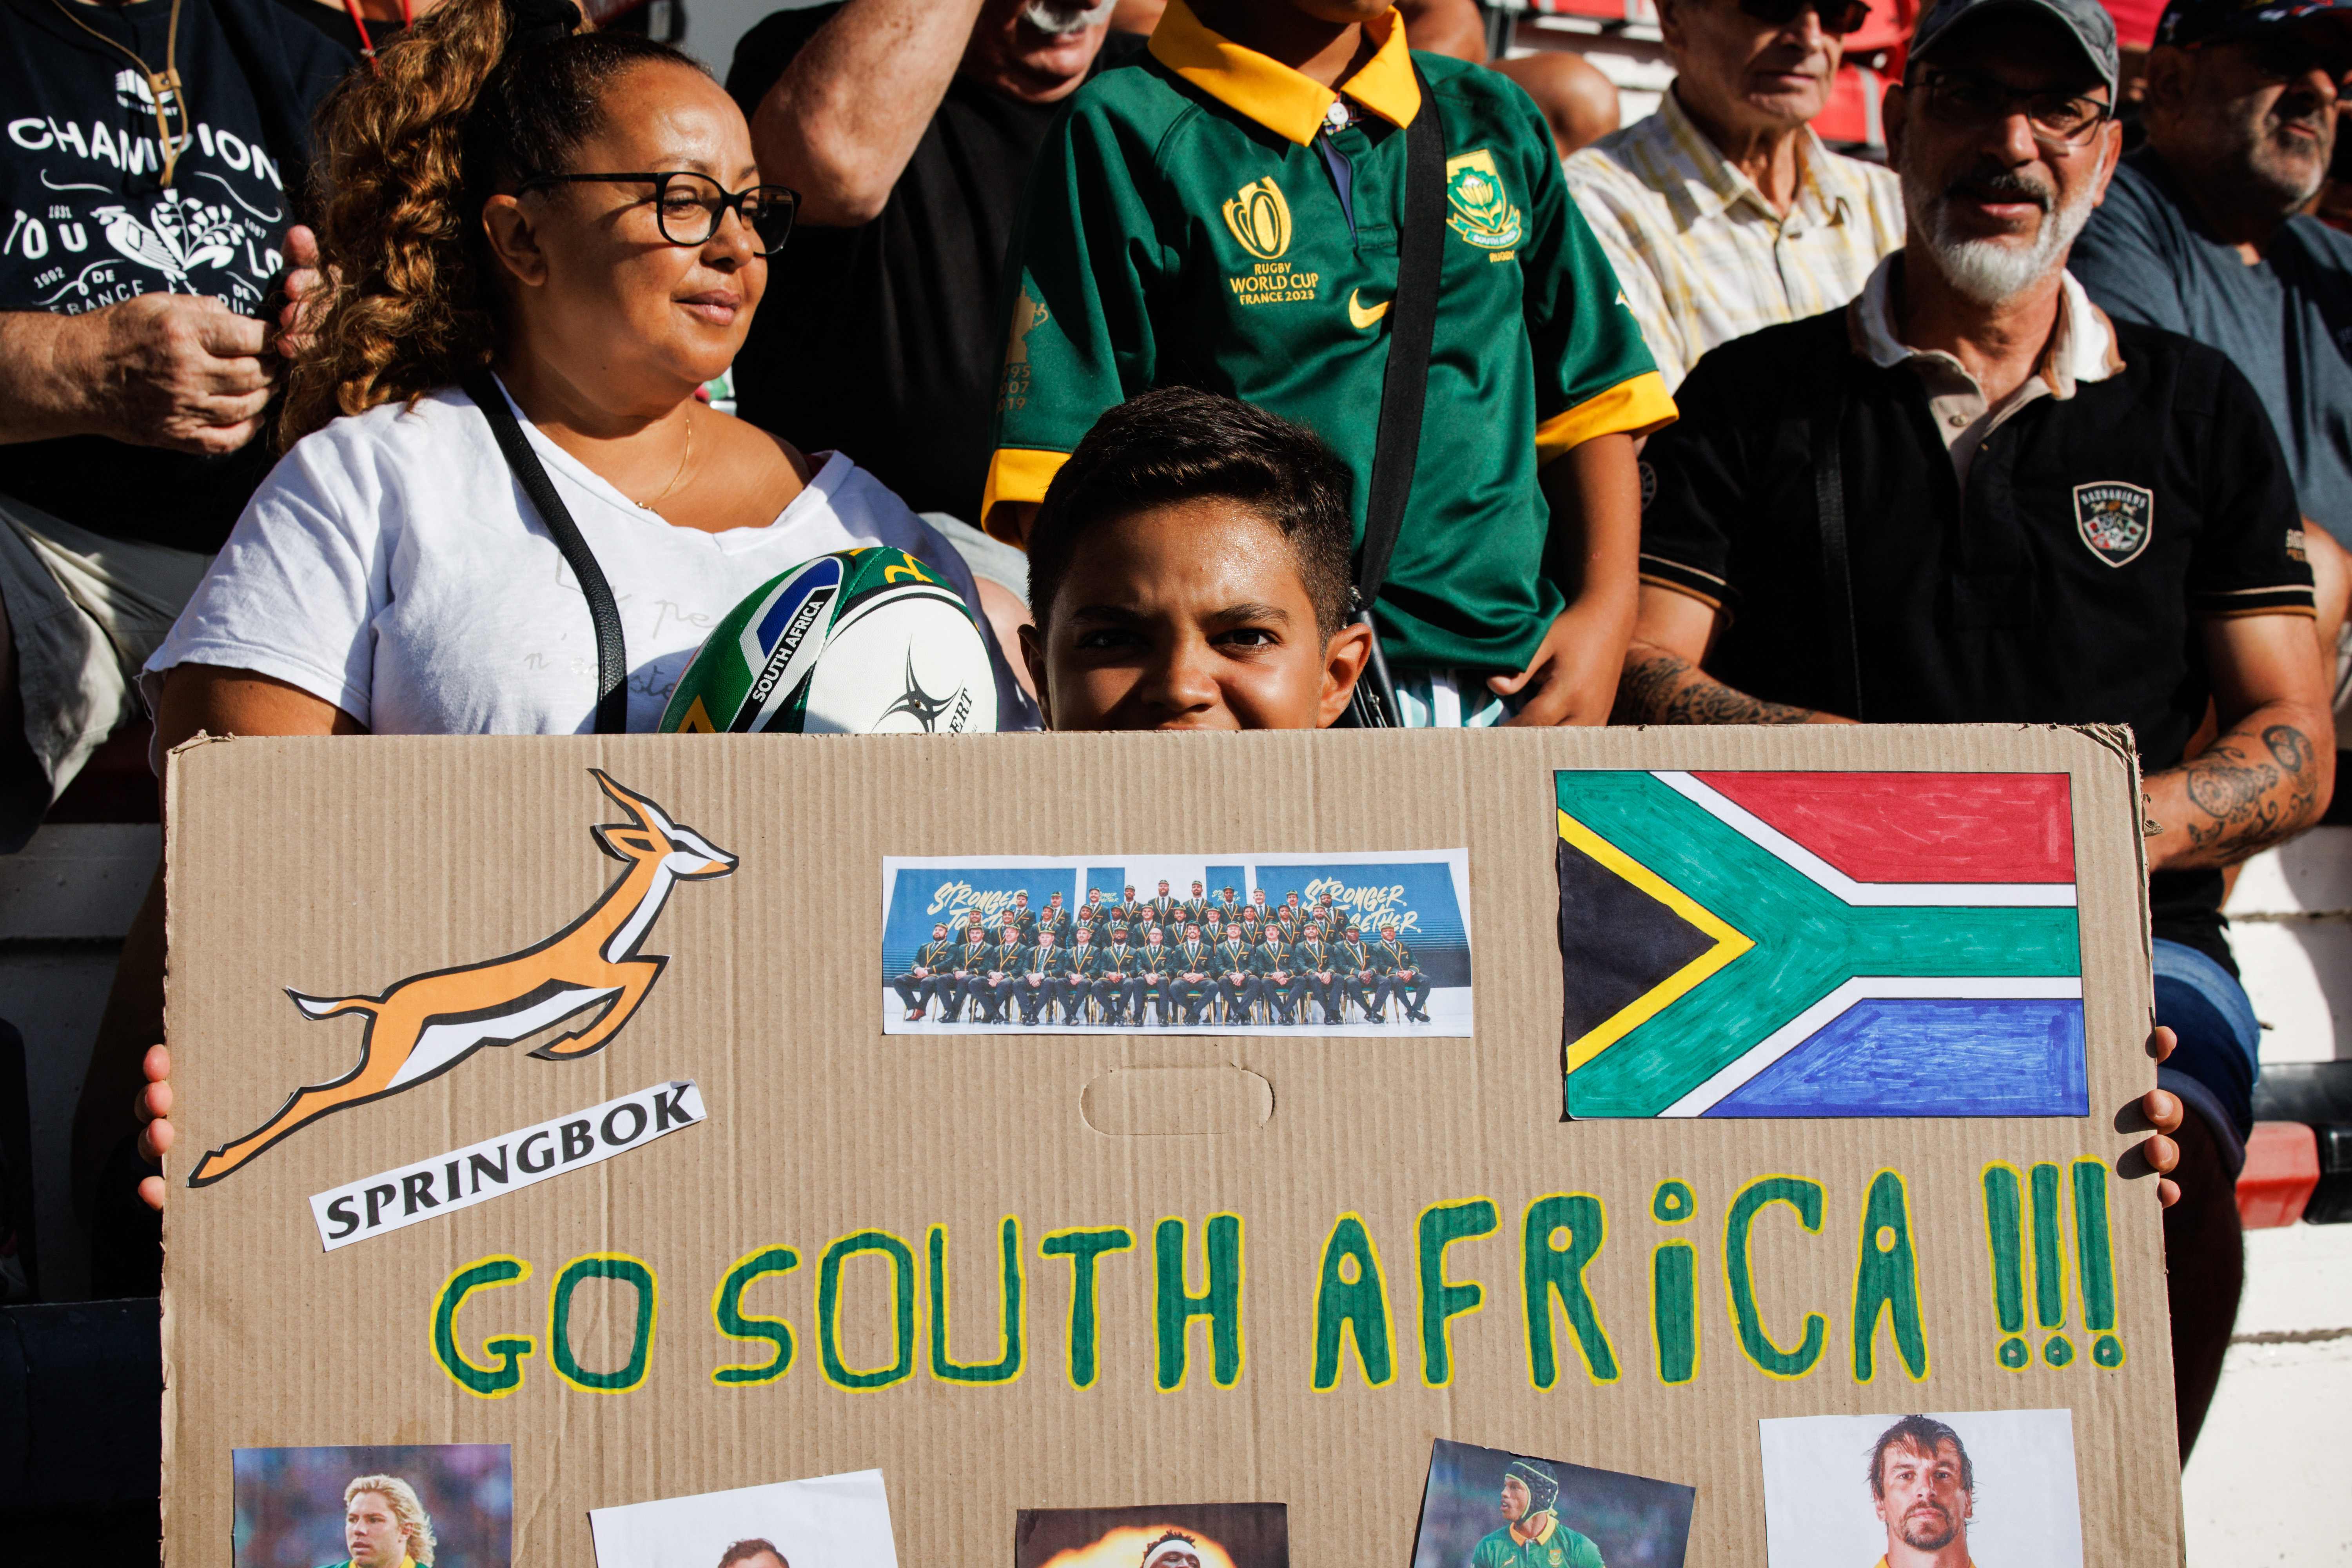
[1339,922,1387,1022]
[1470,1459,1604,1568]
[1566,0,1906,392]
[1038,889,1073,946]
[1621,0,2332,1455]
[893,922,960,1021]
[2073,0,2352,565]
[1376,921,1433,1023]
[1094,923,1143,1025]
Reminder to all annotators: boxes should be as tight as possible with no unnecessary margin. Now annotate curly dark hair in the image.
[282,0,704,444]
[1026,387,1357,640]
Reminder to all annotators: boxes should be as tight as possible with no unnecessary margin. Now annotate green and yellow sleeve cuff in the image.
[980,447,1073,544]
[1535,372,1677,465]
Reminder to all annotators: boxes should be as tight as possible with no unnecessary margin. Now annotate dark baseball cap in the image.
[1910,0,2120,94]
[2157,0,2352,48]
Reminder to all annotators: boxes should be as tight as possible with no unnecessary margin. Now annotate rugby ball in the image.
[659,547,998,735]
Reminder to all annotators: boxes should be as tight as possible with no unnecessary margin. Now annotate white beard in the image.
[1020,0,1116,34]
[1902,166,2098,306]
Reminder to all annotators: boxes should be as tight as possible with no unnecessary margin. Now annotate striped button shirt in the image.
[1566,90,1905,390]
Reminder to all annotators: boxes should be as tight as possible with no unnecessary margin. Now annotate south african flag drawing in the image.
[1556,770,2086,1119]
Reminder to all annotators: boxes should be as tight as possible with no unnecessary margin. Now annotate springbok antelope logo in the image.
[187,771,737,1187]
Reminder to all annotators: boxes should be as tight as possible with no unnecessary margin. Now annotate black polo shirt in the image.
[724,9,1145,520]
[1637,296,2314,967]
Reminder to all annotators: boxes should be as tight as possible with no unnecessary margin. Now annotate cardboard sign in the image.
[163,728,2178,1568]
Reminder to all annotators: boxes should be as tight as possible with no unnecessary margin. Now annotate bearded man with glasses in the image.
[1622,0,2334,1461]
[1565,0,1906,391]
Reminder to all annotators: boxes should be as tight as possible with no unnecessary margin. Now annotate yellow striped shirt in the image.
[1565,90,1904,390]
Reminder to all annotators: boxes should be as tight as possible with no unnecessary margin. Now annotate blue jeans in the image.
[2151,938,2259,1176]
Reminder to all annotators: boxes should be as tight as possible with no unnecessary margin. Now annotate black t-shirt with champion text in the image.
[722,6,1145,521]
[0,0,350,548]
[1637,309,2315,968]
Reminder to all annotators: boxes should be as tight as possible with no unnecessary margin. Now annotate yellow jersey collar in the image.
[1149,0,1421,147]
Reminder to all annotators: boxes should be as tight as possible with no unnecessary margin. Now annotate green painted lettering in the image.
[1154,1214,1244,1390]
[817,1231,917,1390]
[1312,1213,1394,1390]
[1521,1193,1619,1387]
[710,1246,799,1386]
[1041,1227,1134,1389]
[1723,1176,1827,1379]
[432,1255,534,1398]
[929,1218,1024,1384]
[1851,1169,1928,1381]
[1417,1197,1499,1387]
[549,1253,657,1393]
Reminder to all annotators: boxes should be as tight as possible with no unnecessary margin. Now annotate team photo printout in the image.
[880,851,1473,1035]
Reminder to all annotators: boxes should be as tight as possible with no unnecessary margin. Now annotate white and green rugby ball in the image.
[659,547,997,735]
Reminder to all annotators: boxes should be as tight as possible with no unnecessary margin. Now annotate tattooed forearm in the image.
[1614,645,1824,725]
[2151,720,2326,868]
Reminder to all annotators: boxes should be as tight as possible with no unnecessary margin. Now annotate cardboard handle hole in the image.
[1080,1066,1273,1136]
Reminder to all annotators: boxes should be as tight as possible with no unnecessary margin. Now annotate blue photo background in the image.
[233,1443,512,1568]
[1411,1439,1693,1568]
[884,858,1470,987]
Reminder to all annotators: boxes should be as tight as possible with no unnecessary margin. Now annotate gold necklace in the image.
[50,0,188,187]
[646,412,694,506]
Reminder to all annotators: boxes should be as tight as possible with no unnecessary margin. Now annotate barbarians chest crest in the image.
[1445,149,1523,250]
[2073,481,2154,567]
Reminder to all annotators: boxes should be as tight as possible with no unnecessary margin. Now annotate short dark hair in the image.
[716,1540,787,1568]
[1027,387,1357,640]
[1867,1415,1974,1498]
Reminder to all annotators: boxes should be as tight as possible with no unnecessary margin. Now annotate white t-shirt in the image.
[143,383,1035,735]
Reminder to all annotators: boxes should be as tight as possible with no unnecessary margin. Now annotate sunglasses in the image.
[1737,0,1876,38]
[517,170,799,258]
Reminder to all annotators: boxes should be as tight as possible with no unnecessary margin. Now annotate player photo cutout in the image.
[1014,1503,1288,1568]
[586,1470,899,1568]
[232,1444,512,1568]
[1757,1410,2086,1568]
[1409,1439,1695,1568]
[881,853,1472,1035]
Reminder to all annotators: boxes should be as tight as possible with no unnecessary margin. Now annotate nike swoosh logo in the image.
[1349,289,1390,330]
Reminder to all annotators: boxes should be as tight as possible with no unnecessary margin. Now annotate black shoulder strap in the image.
[1357,62,1446,607]
[463,372,630,733]
[1811,387,1864,721]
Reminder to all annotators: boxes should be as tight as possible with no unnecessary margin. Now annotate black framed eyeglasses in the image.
[517,171,799,257]
[1737,0,1875,39]
[1915,65,2114,150]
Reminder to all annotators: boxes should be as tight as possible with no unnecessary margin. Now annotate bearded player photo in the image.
[1409,1439,1694,1568]
[880,851,1473,1036]
[1758,1411,2086,1568]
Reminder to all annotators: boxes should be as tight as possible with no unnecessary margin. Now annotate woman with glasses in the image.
[140,0,1032,748]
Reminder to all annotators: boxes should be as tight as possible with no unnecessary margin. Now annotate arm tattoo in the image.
[1614,647,1819,726]
[2174,722,2319,862]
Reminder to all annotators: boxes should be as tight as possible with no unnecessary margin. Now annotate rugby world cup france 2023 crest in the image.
[2073,481,2154,568]
[660,546,998,735]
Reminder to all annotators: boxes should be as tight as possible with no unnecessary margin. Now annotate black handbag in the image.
[1339,64,1445,730]
[464,372,631,734]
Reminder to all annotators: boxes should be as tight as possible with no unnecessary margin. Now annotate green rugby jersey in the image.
[983,0,1674,671]
[1468,1518,1608,1568]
